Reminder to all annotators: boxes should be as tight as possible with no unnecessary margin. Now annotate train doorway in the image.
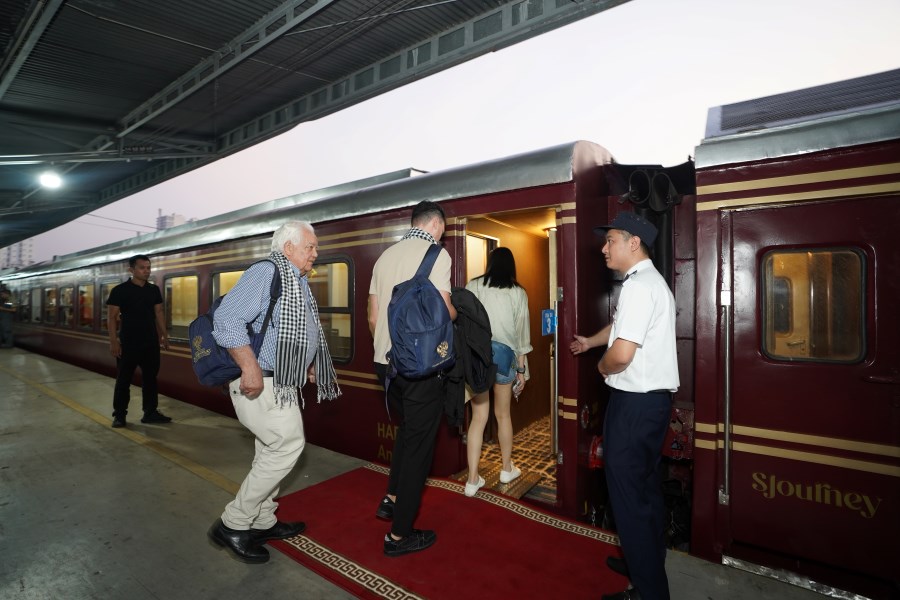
[462,207,558,501]
[720,195,899,586]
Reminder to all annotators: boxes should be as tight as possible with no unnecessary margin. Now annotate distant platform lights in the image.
[39,171,62,189]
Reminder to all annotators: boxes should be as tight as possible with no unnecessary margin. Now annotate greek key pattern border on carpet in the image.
[280,535,424,600]
[362,463,619,546]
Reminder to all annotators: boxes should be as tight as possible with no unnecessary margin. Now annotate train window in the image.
[309,260,352,362]
[19,290,30,323]
[762,248,864,362]
[59,287,74,328]
[100,282,117,332]
[43,288,58,325]
[30,288,41,323]
[213,270,244,298]
[165,275,198,341]
[78,284,94,329]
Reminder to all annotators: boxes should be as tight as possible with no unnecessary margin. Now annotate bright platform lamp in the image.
[39,171,62,188]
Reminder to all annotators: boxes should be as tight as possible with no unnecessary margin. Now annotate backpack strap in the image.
[257,259,282,340]
[415,244,441,279]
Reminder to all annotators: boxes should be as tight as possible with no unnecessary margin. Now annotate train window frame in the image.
[43,286,58,325]
[760,247,866,364]
[30,288,42,323]
[163,272,199,342]
[59,286,75,328]
[100,279,121,334]
[309,256,353,364]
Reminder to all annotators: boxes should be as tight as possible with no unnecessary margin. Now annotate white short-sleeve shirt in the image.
[605,259,680,393]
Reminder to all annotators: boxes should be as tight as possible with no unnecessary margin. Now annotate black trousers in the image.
[113,342,161,418]
[604,389,672,600]
[374,363,444,538]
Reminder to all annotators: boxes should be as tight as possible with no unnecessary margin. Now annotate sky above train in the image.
[26,0,900,263]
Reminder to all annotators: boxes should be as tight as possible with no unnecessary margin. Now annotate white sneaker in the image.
[464,475,485,497]
[499,464,521,484]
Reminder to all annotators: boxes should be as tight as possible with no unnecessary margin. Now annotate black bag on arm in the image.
[189,260,281,386]
[387,244,455,379]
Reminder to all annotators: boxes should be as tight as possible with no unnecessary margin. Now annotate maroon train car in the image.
[3,68,898,598]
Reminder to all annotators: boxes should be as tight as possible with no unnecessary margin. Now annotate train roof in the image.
[2,141,612,280]
[695,68,900,168]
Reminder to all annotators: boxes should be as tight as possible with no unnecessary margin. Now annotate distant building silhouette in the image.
[156,209,193,230]
[1,240,34,269]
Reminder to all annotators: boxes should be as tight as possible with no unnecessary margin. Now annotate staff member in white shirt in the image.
[570,211,679,600]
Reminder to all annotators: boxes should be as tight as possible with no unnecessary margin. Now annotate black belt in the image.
[261,370,274,378]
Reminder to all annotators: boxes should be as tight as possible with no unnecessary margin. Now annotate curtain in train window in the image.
[30,288,41,323]
[100,282,117,332]
[43,288,57,325]
[165,276,198,341]
[761,248,864,362]
[59,287,74,327]
[308,261,352,362]
[78,284,94,329]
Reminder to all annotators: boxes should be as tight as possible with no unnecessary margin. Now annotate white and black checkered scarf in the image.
[270,251,341,408]
[402,227,437,244]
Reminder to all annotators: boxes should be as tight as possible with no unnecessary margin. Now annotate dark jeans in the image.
[604,389,672,600]
[113,342,161,418]
[0,313,13,347]
[374,362,444,538]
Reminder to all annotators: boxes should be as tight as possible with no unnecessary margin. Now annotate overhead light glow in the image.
[40,171,62,188]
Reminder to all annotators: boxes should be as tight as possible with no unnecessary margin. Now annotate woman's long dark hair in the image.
[479,247,521,289]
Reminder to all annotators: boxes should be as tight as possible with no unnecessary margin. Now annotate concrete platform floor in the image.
[0,348,828,599]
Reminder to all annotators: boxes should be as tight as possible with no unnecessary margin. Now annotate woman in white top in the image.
[463,247,532,496]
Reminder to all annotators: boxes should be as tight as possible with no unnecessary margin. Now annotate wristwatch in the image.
[515,367,526,373]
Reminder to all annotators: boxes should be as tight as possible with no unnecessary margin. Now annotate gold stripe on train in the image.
[559,396,577,407]
[558,409,577,420]
[558,202,576,211]
[694,440,900,477]
[556,216,577,226]
[693,421,900,458]
[696,181,900,211]
[696,162,900,195]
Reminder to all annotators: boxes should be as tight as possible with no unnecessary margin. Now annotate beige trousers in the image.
[221,377,305,530]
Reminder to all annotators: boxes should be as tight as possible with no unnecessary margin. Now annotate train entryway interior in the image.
[456,207,558,503]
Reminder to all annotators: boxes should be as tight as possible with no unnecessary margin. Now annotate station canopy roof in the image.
[0,0,629,249]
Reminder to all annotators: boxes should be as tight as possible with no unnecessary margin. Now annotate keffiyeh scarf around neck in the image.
[269,251,341,408]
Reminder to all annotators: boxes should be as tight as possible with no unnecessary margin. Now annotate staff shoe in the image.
[375,495,395,520]
[250,520,306,543]
[464,476,485,497]
[141,410,172,423]
[208,519,269,564]
[606,556,631,578]
[499,464,521,484]
[601,588,641,600]
[111,416,126,428]
[383,529,436,557]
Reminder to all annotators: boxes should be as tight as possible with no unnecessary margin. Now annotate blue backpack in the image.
[387,244,455,379]
[189,260,281,386]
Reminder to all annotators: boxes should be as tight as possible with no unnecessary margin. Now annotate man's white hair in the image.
[271,221,314,253]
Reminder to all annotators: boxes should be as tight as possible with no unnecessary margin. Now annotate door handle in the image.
[786,339,806,347]
[863,375,900,385]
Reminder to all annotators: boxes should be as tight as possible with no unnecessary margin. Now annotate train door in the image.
[723,195,899,585]
[463,208,557,497]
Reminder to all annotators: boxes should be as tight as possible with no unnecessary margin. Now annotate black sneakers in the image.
[375,495,395,520]
[141,410,172,424]
[383,529,436,557]
[111,416,126,428]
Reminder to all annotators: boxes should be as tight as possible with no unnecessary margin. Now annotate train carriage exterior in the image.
[2,68,898,598]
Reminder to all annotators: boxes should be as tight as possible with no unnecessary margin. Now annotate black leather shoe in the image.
[111,416,126,428]
[208,519,269,563]
[601,588,641,600]
[383,529,436,557]
[141,410,172,423]
[250,520,306,543]
[375,495,395,520]
[606,555,631,578]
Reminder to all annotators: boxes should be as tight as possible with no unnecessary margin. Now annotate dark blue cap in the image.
[594,212,658,246]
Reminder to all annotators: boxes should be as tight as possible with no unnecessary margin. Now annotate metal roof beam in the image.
[0,0,66,101]
[216,0,630,155]
[117,0,337,138]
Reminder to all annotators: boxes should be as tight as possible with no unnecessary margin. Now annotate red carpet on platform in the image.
[270,464,628,599]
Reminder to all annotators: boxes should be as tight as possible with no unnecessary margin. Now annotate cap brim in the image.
[593,225,613,235]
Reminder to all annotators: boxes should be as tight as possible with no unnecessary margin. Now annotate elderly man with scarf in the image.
[208,220,341,564]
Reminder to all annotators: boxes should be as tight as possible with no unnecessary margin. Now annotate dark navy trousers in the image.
[604,389,672,600]
[113,341,161,418]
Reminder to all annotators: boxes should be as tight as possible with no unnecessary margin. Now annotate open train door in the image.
[713,192,900,596]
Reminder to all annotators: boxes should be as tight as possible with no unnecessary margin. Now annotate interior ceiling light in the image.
[39,171,62,188]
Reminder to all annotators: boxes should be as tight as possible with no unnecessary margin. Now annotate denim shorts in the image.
[495,362,517,385]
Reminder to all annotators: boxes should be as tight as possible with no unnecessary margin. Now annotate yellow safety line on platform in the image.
[0,363,241,496]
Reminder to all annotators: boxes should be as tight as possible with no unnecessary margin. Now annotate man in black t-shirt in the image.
[107,255,170,428]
